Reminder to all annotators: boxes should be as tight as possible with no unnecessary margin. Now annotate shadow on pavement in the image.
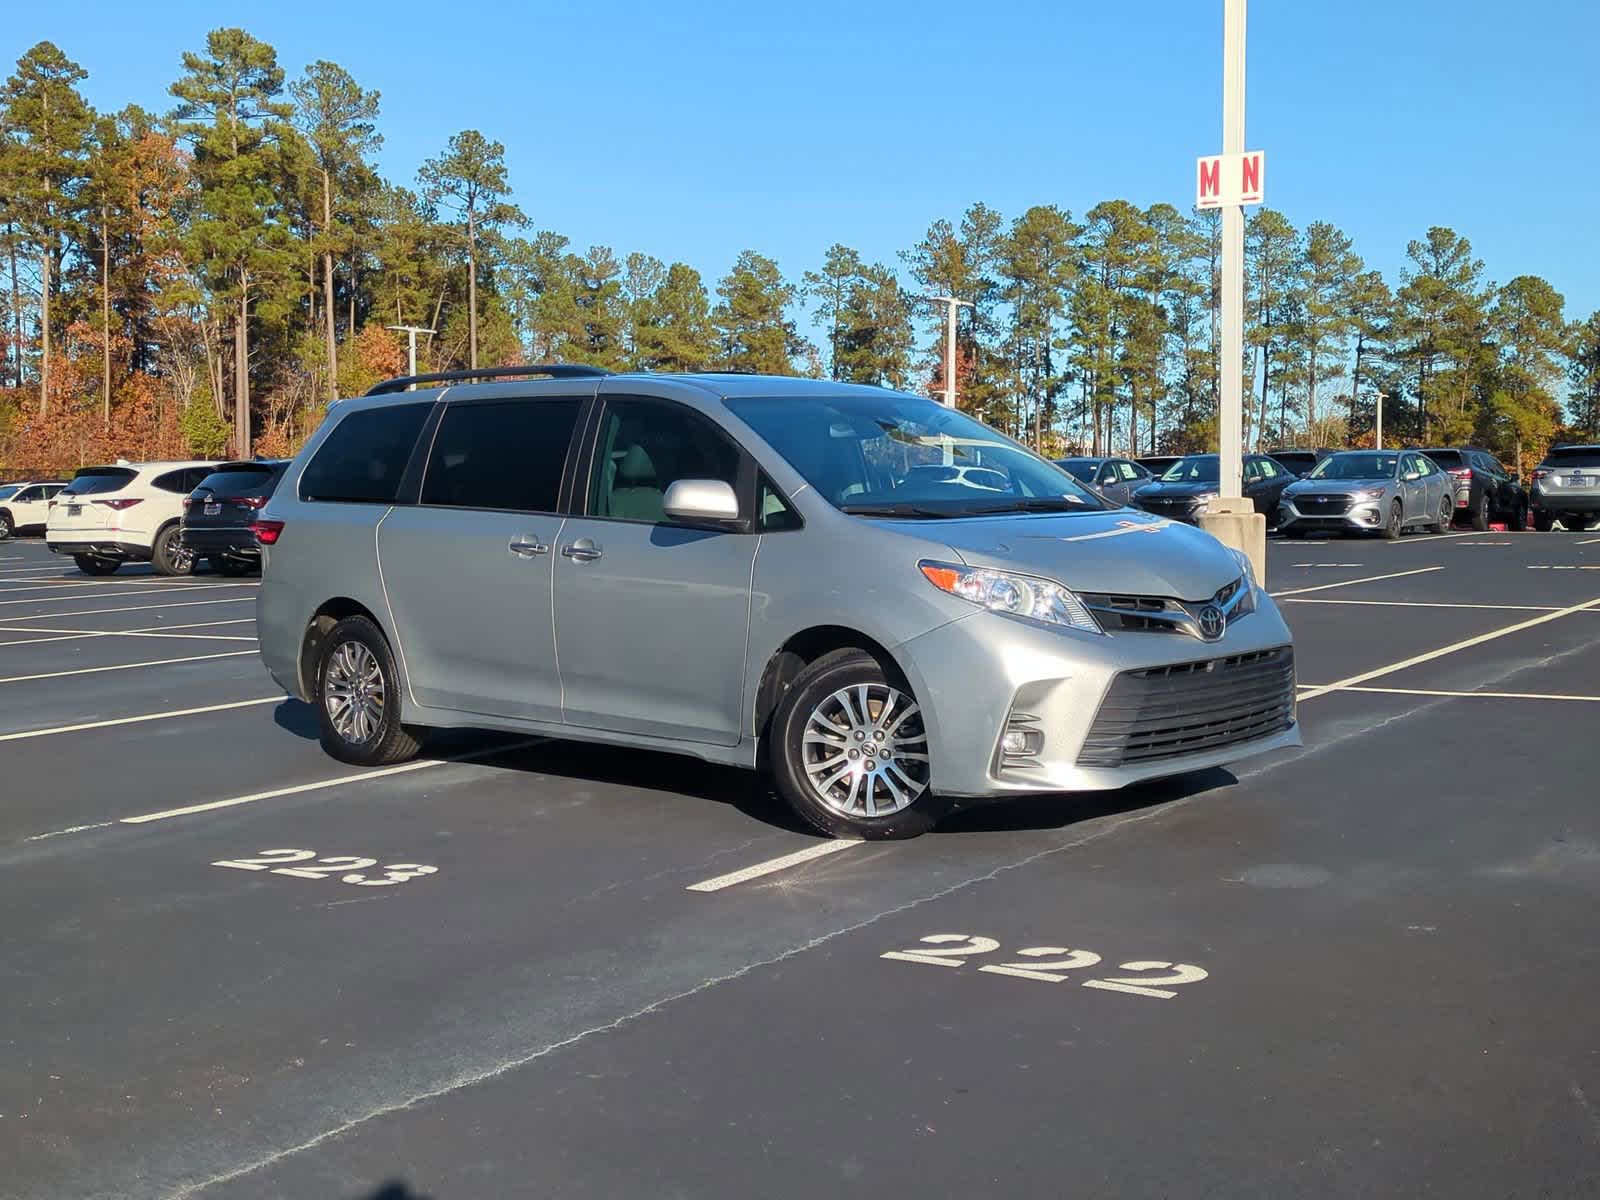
[357,1184,432,1200]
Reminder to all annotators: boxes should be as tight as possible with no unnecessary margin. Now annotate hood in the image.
[921,509,1240,600]
[1135,480,1220,499]
[1287,477,1391,495]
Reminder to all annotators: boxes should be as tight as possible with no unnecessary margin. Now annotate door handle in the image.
[508,538,548,558]
[561,540,603,563]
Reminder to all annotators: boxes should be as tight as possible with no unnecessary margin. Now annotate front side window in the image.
[299,402,432,505]
[589,399,741,524]
[1117,461,1141,480]
[758,474,802,531]
[421,399,582,513]
[726,393,1103,517]
[15,486,42,502]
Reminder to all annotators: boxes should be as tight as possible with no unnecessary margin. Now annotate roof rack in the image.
[365,364,611,396]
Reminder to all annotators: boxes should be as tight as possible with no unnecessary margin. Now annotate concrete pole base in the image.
[1198,499,1267,585]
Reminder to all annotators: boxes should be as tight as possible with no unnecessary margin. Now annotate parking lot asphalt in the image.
[2,528,1598,1199]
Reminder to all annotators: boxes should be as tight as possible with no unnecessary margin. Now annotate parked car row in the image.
[38,458,288,574]
[1056,444,1595,537]
[0,479,68,539]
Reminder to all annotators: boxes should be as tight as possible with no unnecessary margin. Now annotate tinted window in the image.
[1422,449,1462,469]
[1117,461,1141,480]
[63,467,137,496]
[14,486,42,502]
[1543,447,1600,468]
[421,399,581,513]
[1097,463,1120,485]
[0,485,19,501]
[1257,458,1282,479]
[590,399,741,524]
[300,403,432,504]
[196,466,281,497]
[1058,460,1097,483]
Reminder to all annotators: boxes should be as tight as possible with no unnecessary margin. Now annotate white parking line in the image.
[1289,563,1365,568]
[0,581,254,604]
[0,696,279,742]
[1280,597,1575,612]
[0,596,255,622]
[1577,537,1600,545]
[1296,594,1600,703]
[1526,565,1600,570]
[0,618,255,647]
[1383,531,1499,544]
[686,838,863,892]
[1302,684,1600,702]
[119,737,543,825]
[1270,566,1443,598]
[0,650,257,684]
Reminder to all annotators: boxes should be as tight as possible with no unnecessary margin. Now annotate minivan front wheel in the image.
[771,648,939,839]
[314,616,422,766]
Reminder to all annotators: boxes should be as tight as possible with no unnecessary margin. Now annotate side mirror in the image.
[663,478,740,524]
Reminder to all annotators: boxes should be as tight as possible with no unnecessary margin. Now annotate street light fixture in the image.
[925,295,973,408]
[386,325,436,387]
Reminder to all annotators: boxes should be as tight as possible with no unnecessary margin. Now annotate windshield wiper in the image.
[839,502,955,518]
[966,497,1089,514]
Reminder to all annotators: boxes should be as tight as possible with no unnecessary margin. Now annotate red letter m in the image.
[1199,158,1221,200]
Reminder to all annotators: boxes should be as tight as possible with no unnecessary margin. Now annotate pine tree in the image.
[1295,221,1362,443]
[290,61,381,400]
[634,262,717,372]
[802,243,862,380]
[998,206,1079,448]
[1343,269,1392,437]
[1490,275,1568,470]
[2,41,92,413]
[1392,227,1487,443]
[418,130,524,370]
[169,27,296,455]
[713,250,801,374]
[903,204,1005,421]
[833,262,914,388]
[1567,312,1600,437]
[1243,208,1298,448]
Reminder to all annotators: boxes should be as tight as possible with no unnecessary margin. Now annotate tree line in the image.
[2,31,1597,478]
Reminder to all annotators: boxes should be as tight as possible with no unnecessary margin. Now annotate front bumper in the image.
[893,590,1301,798]
[1277,495,1386,533]
[47,539,153,562]
[1134,497,1206,524]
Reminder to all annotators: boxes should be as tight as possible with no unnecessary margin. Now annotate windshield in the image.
[1057,460,1098,483]
[0,485,19,501]
[1160,457,1220,483]
[725,394,1106,517]
[1309,453,1398,481]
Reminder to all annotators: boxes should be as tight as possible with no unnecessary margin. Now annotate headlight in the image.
[1352,488,1386,500]
[1226,546,1257,588]
[919,561,1103,635]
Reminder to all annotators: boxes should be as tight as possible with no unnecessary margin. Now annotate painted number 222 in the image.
[212,848,437,887]
[882,934,1207,999]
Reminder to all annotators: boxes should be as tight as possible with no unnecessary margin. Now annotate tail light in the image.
[93,497,143,510]
[1448,468,1471,480]
[1532,468,1550,482]
[182,495,194,510]
[251,518,285,546]
[226,495,269,510]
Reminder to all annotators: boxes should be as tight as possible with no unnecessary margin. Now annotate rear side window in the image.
[64,467,136,496]
[300,403,431,504]
[1543,447,1600,468]
[421,399,582,513]
[197,467,281,497]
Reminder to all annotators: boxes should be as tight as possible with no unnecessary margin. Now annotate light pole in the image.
[927,296,973,408]
[386,325,436,386]
[1374,389,1386,450]
[1218,0,1246,501]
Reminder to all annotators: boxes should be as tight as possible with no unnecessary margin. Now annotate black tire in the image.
[1532,510,1553,532]
[1567,515,1593,533]
[73,553,121,575]
[0,511,12,541]
[151,524,194,576]
[1283,526,1307,539]
[1508,500,1527,532]
[313,615,424,767]
[770,647,942,840]
[210,555,256,577]
[1470,492,1490,531]
[1428,496,1453,535]
[1381,499,1403,540]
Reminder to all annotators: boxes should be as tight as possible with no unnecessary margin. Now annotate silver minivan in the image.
[255,368,1299,838]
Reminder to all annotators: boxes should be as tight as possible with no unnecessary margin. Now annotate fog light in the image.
[1001,727,1043,756]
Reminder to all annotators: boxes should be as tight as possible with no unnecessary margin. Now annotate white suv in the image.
[47,461,220,575]
[0,480,68,539]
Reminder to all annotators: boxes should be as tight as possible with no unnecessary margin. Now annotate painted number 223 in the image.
[212,848,437,887]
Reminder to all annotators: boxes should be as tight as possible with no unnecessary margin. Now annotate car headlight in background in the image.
[919,561,1103,635]
[1352,488,1387,501]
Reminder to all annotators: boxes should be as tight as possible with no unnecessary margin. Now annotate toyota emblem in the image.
[1197,604,1226,640]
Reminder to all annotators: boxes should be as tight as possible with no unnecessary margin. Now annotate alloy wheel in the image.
[801,683,930,818]
[323,640,386,745]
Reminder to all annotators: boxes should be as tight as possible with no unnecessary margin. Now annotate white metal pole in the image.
[1218,0,1246,500]
[387,325,435,391]
[945,300,957,408]
[1375,390,1385,450]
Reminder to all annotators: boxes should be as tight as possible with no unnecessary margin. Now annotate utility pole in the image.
[1374,389,1386,450]
[386,325,435,388]
[927,296,973,408]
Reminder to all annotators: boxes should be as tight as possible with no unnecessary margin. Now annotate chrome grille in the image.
[1294,494,1353,515]
[1076,646,1295,768]
[1080,577,1250,641]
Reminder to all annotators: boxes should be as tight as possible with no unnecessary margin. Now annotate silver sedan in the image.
[1278,450,1454,539]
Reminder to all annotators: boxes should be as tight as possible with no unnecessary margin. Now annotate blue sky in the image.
[11,0,1599,325]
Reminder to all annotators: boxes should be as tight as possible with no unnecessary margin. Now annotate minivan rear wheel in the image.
[771,648,940,839]
[314,616,423,767]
